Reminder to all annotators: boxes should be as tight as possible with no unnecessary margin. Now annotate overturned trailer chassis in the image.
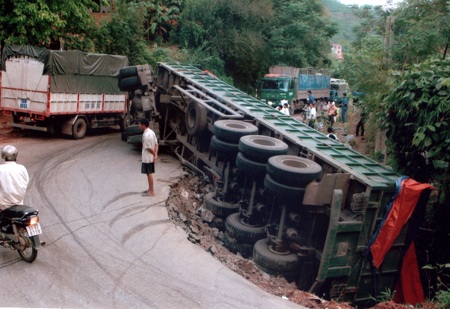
[121,63,429,306]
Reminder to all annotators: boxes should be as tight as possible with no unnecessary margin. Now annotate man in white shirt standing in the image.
[139,118,158,196]
[282,103,290,116]
[306,102,316,128]
[0,145,29,211]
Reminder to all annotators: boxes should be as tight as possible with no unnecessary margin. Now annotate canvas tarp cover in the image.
[1,46,128,94]
[297,74,331,90]
[51,75,122,94]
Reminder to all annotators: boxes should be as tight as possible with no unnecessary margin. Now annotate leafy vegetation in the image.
[0,0,99,51]
[93,1,152,65]
[333,0,450,302]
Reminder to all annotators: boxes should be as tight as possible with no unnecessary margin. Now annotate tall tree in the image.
[177,0,273,92]
[0,0,99,51]
[392,0,450,64]
[93,1,152,65]
[267,0,338,68]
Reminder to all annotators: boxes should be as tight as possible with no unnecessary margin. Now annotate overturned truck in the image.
[120,63,430,306]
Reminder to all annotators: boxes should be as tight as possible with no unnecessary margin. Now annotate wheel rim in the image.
[280,158,309,169]
[239,217,264,228]
[18,229,33,258]
[20,246,34,259]
[268,243,292,255]
[252,137,278,147]
[75,124,84,135]
[225,123,248,130]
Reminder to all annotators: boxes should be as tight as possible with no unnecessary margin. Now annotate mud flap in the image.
[61,116,77,136]
[30,235,45,250]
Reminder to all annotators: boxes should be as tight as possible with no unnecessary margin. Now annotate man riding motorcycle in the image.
[0,145,29,211]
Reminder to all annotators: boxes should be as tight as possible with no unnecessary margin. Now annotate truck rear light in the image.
[19,116,24,120]
[4,110,11,115]
[36,115,44,120]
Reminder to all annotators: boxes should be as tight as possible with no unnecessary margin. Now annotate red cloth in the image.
[370,178,433,268]
[393,241,425,305]
[202,70,218,78]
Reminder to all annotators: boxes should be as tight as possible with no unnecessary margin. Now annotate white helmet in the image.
[2,145,18,161]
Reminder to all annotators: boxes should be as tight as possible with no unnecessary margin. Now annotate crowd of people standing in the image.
[275,91,363,143]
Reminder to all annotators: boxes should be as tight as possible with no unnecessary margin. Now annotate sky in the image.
[338,0,402,6]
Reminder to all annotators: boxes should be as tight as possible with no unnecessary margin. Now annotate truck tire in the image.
[212,120,258,143]
[126,125,143,135]
[119,114,131,132]
[239,135,288,163]
[73,118,87,139]
[222,233,254,258]
[264,174,306,200]
[210,136,239,156]
[119,67,138,80]
[225,213,266,243]
[267,155,322,187]
[119,76,141,91]
[185,101,207,136]
[127,135,142,145]
[203,192,239,218]
[235,152,267,177]
[253,238,300,272]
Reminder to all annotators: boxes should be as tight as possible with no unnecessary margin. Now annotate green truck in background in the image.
[330,78,349,104]
[258,65,331,113]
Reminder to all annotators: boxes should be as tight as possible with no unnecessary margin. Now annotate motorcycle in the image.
[0,205,45,263]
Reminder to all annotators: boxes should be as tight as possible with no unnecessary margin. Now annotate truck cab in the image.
[330,78,349,105]
[258,74,295,108]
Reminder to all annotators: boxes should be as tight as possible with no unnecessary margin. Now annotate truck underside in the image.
[117,63,430,306]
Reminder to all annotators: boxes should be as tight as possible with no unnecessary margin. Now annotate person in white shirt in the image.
[306,102,316,128]
[139,118,158,196]
[282,103,290,116]
[0,145,29,211]
[327,127,339,141]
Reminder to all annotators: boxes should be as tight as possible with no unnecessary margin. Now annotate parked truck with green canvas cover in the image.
[0,46,130,139]
[258,65,331,113]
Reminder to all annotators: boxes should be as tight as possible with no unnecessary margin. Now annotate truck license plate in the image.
[26,223,42,237]
[19,99,29,109]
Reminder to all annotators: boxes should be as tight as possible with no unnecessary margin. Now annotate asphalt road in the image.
[0,130,301,308]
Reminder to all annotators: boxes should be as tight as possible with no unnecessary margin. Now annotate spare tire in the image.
[119,76,141,91]
[267,155,322,187]
[239,135,288,163]
[185,101,207,136]
[119,66,138,80]
[212,120,258,143]
[126,125,143,135]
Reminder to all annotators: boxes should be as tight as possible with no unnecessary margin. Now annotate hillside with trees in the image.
[322,0,361,45]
